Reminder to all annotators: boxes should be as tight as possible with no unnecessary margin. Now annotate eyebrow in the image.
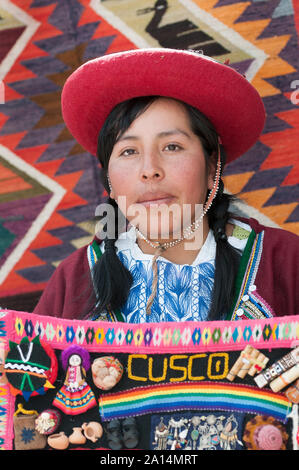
[116,128,192,143]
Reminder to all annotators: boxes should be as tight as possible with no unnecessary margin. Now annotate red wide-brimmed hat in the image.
[61,48,265,163]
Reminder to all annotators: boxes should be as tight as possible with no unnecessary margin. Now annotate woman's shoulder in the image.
[235,216,299,261]
[248,217,298,242]
[55,242,91,272]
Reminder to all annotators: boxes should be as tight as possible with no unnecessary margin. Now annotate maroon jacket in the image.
[33,218,299,320]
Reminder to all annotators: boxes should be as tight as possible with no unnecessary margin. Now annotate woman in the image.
[34,48,299,322]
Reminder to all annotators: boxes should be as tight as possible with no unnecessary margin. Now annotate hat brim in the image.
[61,48,265,163]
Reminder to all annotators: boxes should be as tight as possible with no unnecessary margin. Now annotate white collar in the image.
[114,226,216,266]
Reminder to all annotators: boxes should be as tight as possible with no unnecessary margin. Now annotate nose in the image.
[139,150,165,181]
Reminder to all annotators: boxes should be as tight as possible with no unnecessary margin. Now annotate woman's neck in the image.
[135,220,235,265]
[136,217,211,265]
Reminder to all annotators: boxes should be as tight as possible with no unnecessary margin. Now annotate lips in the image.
[137,192,175,204]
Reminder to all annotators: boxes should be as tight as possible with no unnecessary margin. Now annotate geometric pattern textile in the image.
[0,0,298,309]
[0,309,298,450]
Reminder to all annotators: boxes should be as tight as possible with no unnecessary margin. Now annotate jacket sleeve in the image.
[33,245,95,319]
[256,226,299,317]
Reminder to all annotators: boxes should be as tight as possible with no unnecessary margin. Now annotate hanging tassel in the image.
[146,245,165,316]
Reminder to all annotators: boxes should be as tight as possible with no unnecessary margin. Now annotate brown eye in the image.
[120,148,136,156]
[165,144,182,152]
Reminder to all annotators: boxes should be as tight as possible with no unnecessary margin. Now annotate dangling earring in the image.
[107,174,113,193]
[203,142,222,214]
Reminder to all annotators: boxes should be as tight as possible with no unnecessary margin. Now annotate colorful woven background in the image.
[0,0,298,311]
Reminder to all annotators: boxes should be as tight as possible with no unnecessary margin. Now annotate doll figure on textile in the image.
[52,345,97,415]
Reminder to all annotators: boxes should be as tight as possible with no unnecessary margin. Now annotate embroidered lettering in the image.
[207,353,229,380]
[149,357,168,382]
[127,354,148,381]
[169,355,188,382]
[128,353,230,383]
[187,354,206,381]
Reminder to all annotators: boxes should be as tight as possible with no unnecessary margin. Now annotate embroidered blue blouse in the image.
[97,220,250,324]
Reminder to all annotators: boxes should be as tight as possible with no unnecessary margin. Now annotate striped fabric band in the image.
[99,381,291,423]
[231,231,274,321]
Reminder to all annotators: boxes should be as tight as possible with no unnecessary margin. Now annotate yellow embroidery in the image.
[127,354,148,382]
[128,353,231,383]
[187,354,206,381]
[148,357,168,382]
[169,355,188,382]
[207,353,229,380]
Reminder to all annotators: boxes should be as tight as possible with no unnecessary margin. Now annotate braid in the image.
[91,197,133,315]
[207,182,241,320]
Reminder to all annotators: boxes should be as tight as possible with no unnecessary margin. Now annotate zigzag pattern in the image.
[0,0,135,299]
[196,0,299,232]
[0,0,298,304]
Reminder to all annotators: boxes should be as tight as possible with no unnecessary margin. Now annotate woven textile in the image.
[1,309,298,450]
[0,0,299,310]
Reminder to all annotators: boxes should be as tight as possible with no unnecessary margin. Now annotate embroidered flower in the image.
[95,327,105,344]
[115,328,126,345]
[212,327,221,344]
[85,327,95,345]
[35,321,45,339]
[24,319,34,338]
[172,329,181,345]
[56,325,65,342]
[134,329,144,346]
[144,328,153,346]
[163,328,172,345]
[222,327,232,344]
[252,324,262,342]
[192,328,201,345]
[125,329,134,345]
[153,328,162,346]
[105,328,115,345]
[181,328,192,346]
[232,326,242,343]
[262,324,272,341]
[202,328,211,345]
[15,317,24,336]
[21,427,35,444]
[243,326,252,342]
[66,326,76,343]
[46,322,56,341]
[75,326,85,345]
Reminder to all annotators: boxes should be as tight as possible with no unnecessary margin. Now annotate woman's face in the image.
[108,98,215,240]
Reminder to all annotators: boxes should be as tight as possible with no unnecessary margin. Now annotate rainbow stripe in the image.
[99,381,291,422]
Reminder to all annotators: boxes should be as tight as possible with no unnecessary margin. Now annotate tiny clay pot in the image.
[82,421,103,443]
[47,432,69,450]
[69,427,87,445]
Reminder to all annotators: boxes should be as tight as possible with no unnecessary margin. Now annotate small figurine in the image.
[254,347,299,389]
[226,345,269,382]
[52,345,97,415]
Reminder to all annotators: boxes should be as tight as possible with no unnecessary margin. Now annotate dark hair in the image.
[89,96,241,320]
